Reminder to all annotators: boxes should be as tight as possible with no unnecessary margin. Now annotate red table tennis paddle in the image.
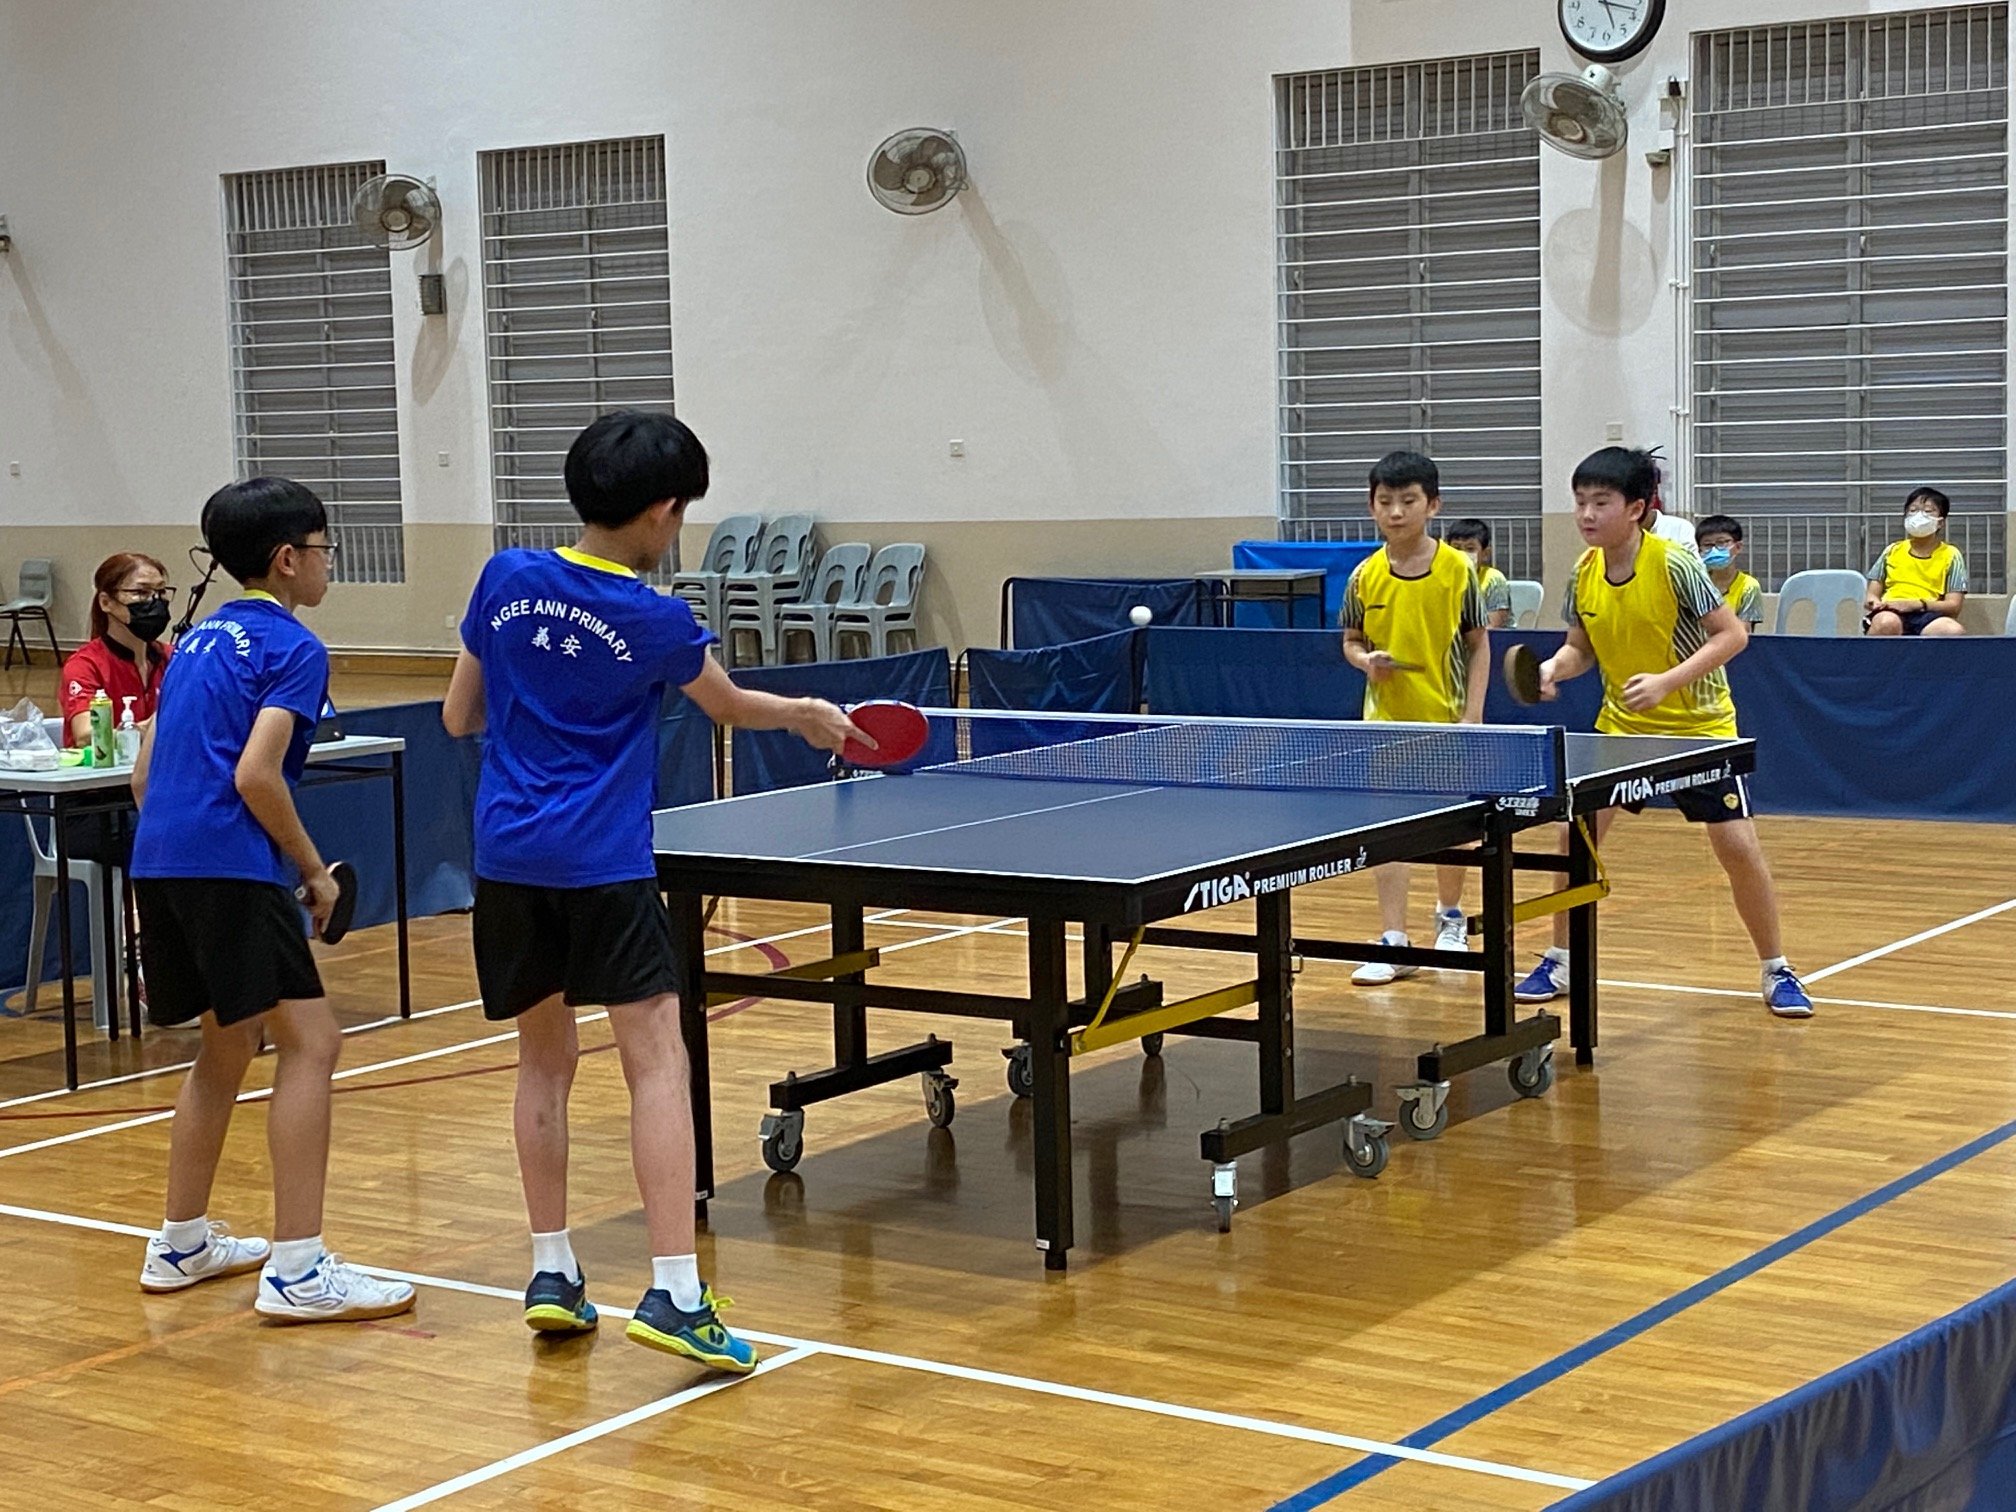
[839,700,929,770]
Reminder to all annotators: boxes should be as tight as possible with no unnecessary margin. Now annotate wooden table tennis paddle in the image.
[1503,644,1545,705]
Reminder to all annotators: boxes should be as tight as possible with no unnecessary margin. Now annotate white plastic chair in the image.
[2003,596,2016,635]
[1774,569,1867,636]
[722,515,819,667]
[1507,579,1545,628]
[833,544,926,659]
[1,558,59,669]
[777,544,873,663]
[20,816,121,1032]
[668,515,763,631]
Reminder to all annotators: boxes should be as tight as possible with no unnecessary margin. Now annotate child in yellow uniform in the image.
[1865,487,1968,636]
[1338,451,1489,984]
[1695,515,1763,629]
[1515,447,1812,1018]
[1445,519,1513,629]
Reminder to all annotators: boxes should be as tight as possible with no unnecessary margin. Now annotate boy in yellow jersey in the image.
[1514,447,1812,1018]
[1338,451,1490,984]
[1444,519,1513,629]
[1865,487,1968,636]
[1695,514,1764,628]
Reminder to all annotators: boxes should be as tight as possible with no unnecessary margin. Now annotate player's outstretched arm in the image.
[680,656,865,754]
[442,649,486,738]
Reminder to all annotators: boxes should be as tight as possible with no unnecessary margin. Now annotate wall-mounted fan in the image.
[352,172,441,250]
[867,129,967,215]
[1521,65,1629,160]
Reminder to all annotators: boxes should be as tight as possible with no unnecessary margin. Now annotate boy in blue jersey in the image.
[130,478,415,1323]
[444,410,862,1374]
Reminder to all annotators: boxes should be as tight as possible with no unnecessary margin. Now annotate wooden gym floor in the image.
[2,807,2014,1509]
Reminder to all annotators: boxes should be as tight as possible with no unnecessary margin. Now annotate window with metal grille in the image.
[1690,6,2008,592]
[480,136,677,577]
[224,161,405,585]
[1276,52,1544,580]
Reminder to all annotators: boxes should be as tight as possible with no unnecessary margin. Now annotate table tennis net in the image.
[907,710,1559,798]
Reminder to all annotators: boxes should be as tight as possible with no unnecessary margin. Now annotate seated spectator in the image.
[1695,515,1763,629]
[60,551,174,745]
[1444,519,1512,628]
[1865,488,1967,637]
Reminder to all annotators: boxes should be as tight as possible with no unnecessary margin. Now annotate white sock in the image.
[1381,930,1408,946]
[1544,945,1570,965]
[652,1254,703,1311]
[269,1235,323,1276]
[1437,903,1463,917]
[531,1229,580,1282]
[161,1215,209,1250]
[1760,955,1789,976]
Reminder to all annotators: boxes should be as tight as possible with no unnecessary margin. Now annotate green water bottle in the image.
[88,688,114,768]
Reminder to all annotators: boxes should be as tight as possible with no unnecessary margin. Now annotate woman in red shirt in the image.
[60,551,174,745]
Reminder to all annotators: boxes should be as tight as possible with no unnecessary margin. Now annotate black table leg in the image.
[1480,814,1517,1040]
[53,796,79,1091]
[670,890,714,1219]
[1027,917,1074,1270]
[832,903,867,1069]
[391,751,411,1018]
[1568,818,1599,1066]
[1257,891,1293,1115]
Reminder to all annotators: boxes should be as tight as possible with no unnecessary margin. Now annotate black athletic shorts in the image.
[134,878,322,1027]
[1621,774,1753,826]
[472,877,683,1021]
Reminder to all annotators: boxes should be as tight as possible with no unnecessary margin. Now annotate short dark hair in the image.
[1695,514,1744,543]
[1572,446,1660,507]
[1443,518,1491,550]
[564,410,710,527]
[1368,450,1439,498]
[1905,486,1951,518]
[201,477,328,584]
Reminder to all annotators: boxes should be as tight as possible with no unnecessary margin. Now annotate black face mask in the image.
[124,599,171,643]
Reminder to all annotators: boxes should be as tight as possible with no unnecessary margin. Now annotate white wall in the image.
[1,0,2004,647]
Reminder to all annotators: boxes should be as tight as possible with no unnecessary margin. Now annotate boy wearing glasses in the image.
[129,478,414,1323]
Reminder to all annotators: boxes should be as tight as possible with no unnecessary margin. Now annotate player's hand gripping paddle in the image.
[297,859,358,945]
[1502,643,1546,706]
[837,700,929,770]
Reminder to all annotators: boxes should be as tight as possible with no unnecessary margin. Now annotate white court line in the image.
[1600,978,2016,1022]
[370,1348,817,1512]
[1807,897,2016,984]
[0,1201,1592,1495]
[0,911,911,1115]
[0,1010,612,1163]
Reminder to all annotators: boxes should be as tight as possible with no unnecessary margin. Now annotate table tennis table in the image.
[653,711,1753,1269]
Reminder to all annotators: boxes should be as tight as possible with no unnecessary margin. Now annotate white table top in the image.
[0,733,405,795]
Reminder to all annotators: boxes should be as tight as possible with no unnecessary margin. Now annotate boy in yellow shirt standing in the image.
[1339,451,1490,983]
[1866,487,1968,636]
[1516,447,1812,1018]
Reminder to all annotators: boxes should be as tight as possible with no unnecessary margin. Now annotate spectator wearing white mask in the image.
[1865,487,1968,637]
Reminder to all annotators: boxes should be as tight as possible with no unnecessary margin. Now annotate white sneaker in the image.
[140,1222,271,1293]
[1434,908,1469,953]
[1352,934,1417,986]
[255,1251,416,1324]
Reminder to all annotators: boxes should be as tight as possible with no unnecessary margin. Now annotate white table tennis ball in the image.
[1129,605,1153,627]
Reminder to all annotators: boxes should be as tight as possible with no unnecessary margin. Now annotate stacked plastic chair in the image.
[720,514,819,666]
[777,543,873,662]
[668,515,763,631]
[832,543,926,659]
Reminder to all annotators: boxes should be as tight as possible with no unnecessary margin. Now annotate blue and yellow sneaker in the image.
[523,1269,598,1333]
[1764,965,1814,1020]
[625,1285,757,1374]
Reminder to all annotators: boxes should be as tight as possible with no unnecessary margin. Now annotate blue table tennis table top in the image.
[652,731,1751,894]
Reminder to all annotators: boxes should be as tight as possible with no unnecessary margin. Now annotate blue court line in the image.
[1270,1112,2016,1510]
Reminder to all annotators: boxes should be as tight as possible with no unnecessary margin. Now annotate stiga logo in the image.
[1608,761,1734,807]
[1182,848,1371,912]
[1185,873,1252,911]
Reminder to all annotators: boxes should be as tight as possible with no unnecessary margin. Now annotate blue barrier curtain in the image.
[1006,578,1201,649]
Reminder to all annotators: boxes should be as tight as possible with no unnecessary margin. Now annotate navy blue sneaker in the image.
[625,1286,757,1374]
[1514,954,1568,1003]
[523,1269,597,1333]
[1764,966,1814,1020]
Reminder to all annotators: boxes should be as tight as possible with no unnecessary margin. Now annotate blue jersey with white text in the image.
[461,547,716,888]
[131,595,328,887]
